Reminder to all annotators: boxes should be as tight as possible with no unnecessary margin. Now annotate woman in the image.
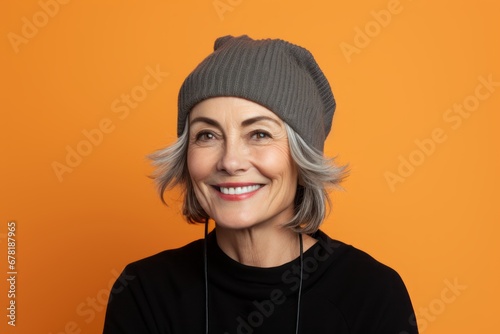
[103,35,418,334]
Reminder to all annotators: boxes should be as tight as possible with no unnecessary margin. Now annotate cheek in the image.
[255,146,298,181]
[187,149,210,182]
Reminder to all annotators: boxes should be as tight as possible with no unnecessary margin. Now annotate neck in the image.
[215,225,316,267]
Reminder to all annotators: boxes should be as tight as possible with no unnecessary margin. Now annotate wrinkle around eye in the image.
[189,130,222,147]
[249,130,272,140]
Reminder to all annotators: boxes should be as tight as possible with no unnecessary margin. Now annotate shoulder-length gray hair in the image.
[149,122,348,234]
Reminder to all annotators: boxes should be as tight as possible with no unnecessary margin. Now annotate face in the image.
[187,97,298,230]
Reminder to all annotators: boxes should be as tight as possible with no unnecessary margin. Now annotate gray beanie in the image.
[178,35,335,152]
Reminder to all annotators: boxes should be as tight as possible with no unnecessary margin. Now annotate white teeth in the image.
[219,185,261,195]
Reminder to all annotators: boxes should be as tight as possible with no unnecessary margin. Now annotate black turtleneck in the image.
[103,230,418,333]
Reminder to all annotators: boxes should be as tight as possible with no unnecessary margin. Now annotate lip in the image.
[211,182,264,201]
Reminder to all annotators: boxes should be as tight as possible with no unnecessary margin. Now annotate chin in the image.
[213,215,261,230]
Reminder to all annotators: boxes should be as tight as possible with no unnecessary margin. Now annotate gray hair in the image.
[149,123,348,234]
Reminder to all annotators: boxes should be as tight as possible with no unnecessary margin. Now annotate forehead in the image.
[189,97,283,124]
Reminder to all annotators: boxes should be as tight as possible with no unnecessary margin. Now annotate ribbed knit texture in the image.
[178,35,335,152]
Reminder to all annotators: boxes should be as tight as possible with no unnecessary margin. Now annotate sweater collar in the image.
[207,229,345,298]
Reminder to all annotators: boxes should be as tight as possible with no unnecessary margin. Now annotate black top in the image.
[103,230,418,333]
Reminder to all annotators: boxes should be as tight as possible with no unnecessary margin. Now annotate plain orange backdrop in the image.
[1,0,499,333]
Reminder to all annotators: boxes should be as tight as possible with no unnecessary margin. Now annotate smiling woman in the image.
[102,35,419,334]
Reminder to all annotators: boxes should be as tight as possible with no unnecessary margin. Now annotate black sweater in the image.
[103,230,418,333]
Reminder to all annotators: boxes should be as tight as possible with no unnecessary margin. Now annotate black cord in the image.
[204,222,209,334]
[295,233,304,334]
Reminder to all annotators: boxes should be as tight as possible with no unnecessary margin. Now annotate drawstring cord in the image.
[204,222,209,334]
[295,233,303,334]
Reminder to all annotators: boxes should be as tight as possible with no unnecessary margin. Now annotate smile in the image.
[218,185,262,195]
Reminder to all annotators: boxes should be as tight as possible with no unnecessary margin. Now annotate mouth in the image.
[211,183,264,200]
[216,184,262,195]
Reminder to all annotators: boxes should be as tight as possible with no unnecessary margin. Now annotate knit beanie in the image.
[178,35,335,152]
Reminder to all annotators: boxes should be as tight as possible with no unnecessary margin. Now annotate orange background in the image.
[1,0,499,333]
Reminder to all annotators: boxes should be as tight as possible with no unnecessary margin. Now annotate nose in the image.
[216,138,250,175]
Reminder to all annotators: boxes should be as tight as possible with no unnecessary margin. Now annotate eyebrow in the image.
[241,116,282,127]
[189,116,282,128]
[189,116,219,127]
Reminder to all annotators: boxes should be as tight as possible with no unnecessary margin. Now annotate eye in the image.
[195,131,216,141]
[250,131,272,140]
